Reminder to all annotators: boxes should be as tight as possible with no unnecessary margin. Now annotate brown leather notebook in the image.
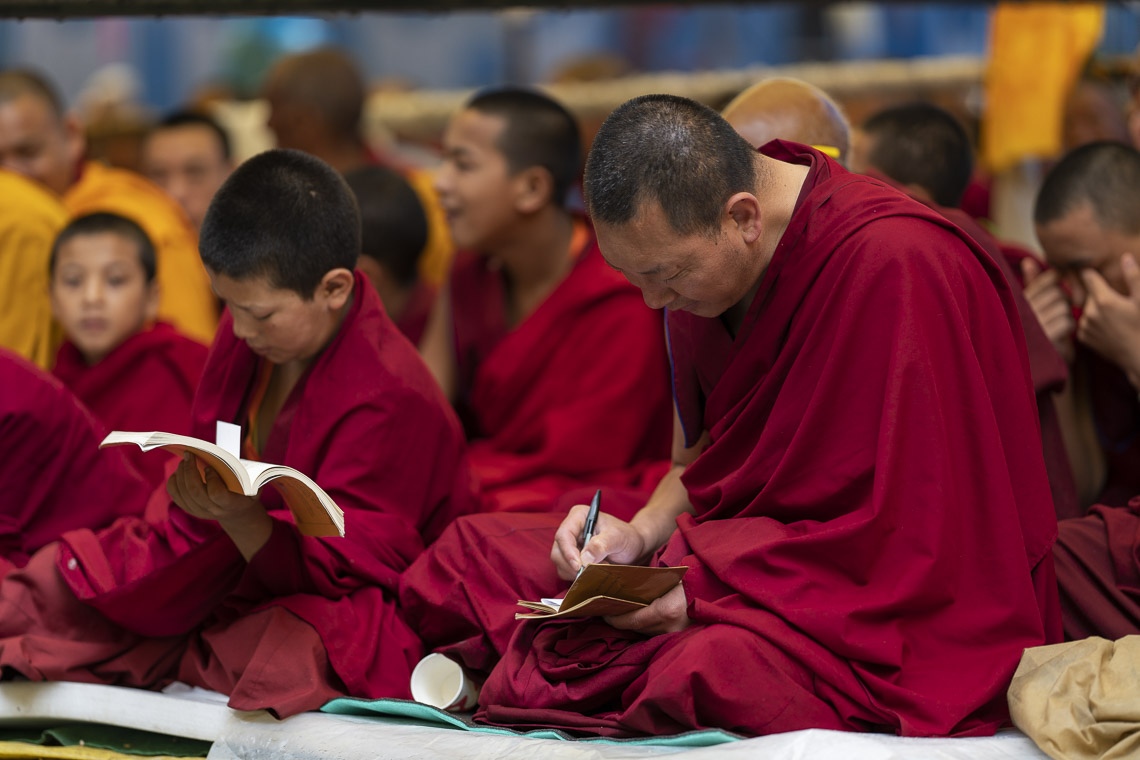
[515,563,688,620]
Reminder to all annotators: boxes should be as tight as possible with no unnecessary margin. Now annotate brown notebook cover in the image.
[515,563,688,620]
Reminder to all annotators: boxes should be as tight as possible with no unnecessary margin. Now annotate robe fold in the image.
[0,350,149,576]
[450,227,672,515]
[52,323,208,488]
[63,161,218,346]
[0,273,475,716]
[402,142,1060,739]
[0,170,67,369]
[1085,350,1140,507]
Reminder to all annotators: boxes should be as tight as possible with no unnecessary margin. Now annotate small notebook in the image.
[515,563,688,620]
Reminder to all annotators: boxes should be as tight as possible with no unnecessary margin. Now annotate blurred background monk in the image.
[401,94,1058,739]
[418,87,671,515]
[0,349,149,578]
[721,76,851,164]
[0,168,66,368]
[261,47,453,288]
[0,69,218,346]
[142,110,235,235]
[344,165,435,344]
[852,101,1078,520]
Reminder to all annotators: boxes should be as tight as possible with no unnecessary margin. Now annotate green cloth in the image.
[321,698,741,747]
[0,724,210,757]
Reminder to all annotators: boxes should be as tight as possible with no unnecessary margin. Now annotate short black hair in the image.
[466,87,581,208]
[50,212,157,283]
[153,109,232,161]
[1035,140,1140,235]
[199,149,360,298]
[344,165,428,287]
[862,102,973,208]
[584,94,758,236]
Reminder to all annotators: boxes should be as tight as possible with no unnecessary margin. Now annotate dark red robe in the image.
[0,350,149,576]
[52,323,208,488]
[401,143,1060,739]
[449,227,672,514]
[0,273,475,717]
[862,169,1076,520]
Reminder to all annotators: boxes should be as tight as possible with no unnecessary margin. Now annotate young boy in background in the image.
[50,212,207,487]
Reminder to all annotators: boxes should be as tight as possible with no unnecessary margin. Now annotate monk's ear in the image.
[513,167,554,214]
[317,267,354,309]
[143,279,161,323]
[725,192,763,245]
[62,113,85,170]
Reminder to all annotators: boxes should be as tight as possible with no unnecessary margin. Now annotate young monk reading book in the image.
[50,212,208,488]
[419,87,672,515]
[0,149,475,717]
[401,95,1059,738]
[0,349,149,577]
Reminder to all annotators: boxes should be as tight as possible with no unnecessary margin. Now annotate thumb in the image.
[1123,253,1140,300]
[1021,256,1043,285]
[1080,267,1112,301]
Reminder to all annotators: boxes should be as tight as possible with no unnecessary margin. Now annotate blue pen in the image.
[576,489,602,579]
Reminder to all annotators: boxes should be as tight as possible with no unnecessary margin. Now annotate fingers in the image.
[1123,253,1140,299]
[1080,267,1113,302]
[1021,256,1043,285]
[552,503,589,580]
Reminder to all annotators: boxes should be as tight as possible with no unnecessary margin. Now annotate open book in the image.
[515,563,688,620]
[100,430,345,537]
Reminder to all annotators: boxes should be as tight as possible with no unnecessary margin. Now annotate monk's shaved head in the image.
[721,78,850,165]
[0,69,64,117]
[859,102,973,208]
[1036,140,1140,235]
[263,48,365,142]
[585,94,758,237]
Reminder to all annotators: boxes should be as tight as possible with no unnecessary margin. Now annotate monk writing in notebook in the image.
[0,69,217,345]
[419,87,671,515]
[401,94,1059,738]
[49,212,208,488]
[0,149,474,717]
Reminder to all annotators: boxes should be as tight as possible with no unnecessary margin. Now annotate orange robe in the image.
[404,167,454,288]
[0,170,67,369]
[63,161,218,345]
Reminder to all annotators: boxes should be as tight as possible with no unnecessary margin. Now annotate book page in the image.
[515,564,687,620]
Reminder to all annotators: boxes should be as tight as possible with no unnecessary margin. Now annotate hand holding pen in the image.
[576,489,602,579]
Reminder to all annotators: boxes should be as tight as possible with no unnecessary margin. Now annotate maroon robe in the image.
[449,226,672,514]
[0,350,149,576]
[52,322,208,488]
[401,143,1060,739]
[0,273,475,716]
[862,169,1077,520]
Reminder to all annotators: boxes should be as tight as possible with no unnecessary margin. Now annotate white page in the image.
[215,421,242,460]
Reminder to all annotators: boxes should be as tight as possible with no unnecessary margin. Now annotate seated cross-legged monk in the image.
[851,101,1078,520]
[0,149,475,717]
[50,212,208,488]
[400,94,1061,738]
[419,87,672,515]
[0,69,218,346]
[0,349,149,577]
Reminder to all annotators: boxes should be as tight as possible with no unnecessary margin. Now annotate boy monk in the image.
[419,87,671,515]
[344,165,434,344]
[401,95,1058,738]
[0,149,474,717]
[1,349,149,577]
[50,212,208,488]
[0,69,217,345]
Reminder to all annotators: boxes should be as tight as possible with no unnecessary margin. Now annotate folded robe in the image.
[449,224,672,514]
[52,323,208,488]
[0,273,476,716]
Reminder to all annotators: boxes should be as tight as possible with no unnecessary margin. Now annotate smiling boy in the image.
[50,212,207,487]
[0,149,474,716]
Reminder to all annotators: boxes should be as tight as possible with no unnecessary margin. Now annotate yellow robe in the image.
[405,167,454,288]
[0,170,67,369]
[64,161,219,345]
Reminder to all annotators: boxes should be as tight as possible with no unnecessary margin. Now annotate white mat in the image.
[0,682,1050,760]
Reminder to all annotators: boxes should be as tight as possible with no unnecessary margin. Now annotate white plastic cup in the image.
[410,653,480,711]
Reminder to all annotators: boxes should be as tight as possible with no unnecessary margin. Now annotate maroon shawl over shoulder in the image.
[473,142,1060,738]
[52,323,208,488]
[0,350,148,575]
[0,273,474,715]
[450,228,671,514]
